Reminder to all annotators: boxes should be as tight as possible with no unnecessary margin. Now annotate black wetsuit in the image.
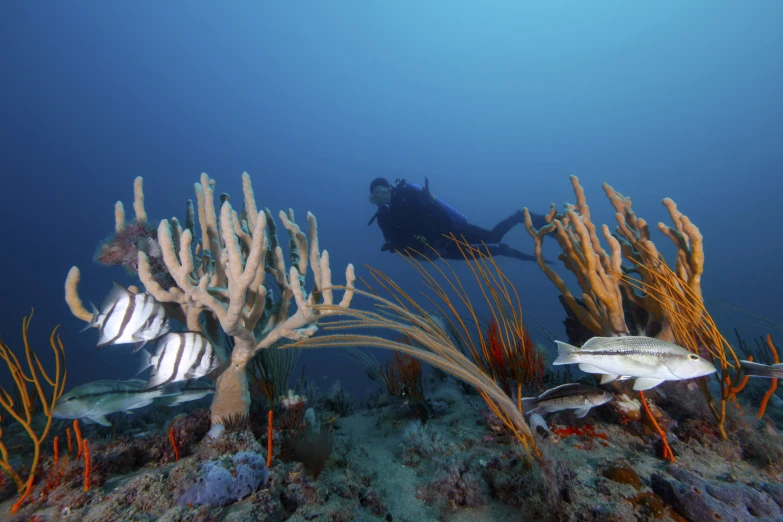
[369,178,547,262]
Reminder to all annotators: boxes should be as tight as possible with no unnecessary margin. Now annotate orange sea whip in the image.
[82,439,91,492]
[757,335,779,419]
[52,436,59,470]
[66,427,73,454]
[74,420,83,459]
[639,391,675,463]
[169,427,179,462]
[267,409,273,467]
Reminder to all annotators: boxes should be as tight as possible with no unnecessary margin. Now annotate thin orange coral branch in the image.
[639,391,675,463]
[267,409,274,468]
[83,439,91,492]
[0,310,67,514]
[757,335,779,419]
[169,427,179,462]
[74,419,83,460]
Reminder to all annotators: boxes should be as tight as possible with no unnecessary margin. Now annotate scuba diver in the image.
[367,177,550,262]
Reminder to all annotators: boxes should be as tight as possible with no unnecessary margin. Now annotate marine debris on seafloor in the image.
[1,174,781,521]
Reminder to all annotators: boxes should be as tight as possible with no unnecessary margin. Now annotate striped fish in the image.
[83,282,170,351]
[142,332,221,388]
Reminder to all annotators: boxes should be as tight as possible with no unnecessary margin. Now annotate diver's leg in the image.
[490,210,526,240]
[489,210,550,239]
[526,211,550,230]
[484,243,536,262]
[451,222,502,244]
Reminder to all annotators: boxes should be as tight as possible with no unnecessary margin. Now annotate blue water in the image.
[1,1,781,395]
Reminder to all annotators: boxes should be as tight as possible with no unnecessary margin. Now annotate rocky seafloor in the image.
[2,374,783,522]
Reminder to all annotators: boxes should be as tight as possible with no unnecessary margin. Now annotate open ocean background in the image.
[1,1,781,397]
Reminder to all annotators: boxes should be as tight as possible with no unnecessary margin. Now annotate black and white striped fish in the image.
[82,282,170,351]
[141,332,221,388]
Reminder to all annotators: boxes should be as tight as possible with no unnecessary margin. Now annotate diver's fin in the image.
[79,303,101,333]
[88,415,112,427]
[633,378,665,391]
[574,406,592,419]
[553,341,579,365]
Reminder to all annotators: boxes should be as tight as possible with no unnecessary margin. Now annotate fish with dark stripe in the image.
[522,383,614,418]
[82,282,170,351]
[53,379,181,426]
[553,336,717,391]
[140,332,221,388]
[740,360,783,380]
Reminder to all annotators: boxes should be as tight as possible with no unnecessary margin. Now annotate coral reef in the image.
[416,461,484,516]
[65,174,355,424]
[174,451,270,506]
[652,467,782,521]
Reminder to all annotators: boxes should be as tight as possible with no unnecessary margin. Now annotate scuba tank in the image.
[396,177,468,224]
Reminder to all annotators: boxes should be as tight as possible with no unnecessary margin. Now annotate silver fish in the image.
[739,360,783,380]
[522,383,614,418]
[83,282,170,351]
[153,380,215,407]
[141,332,221,388]
[553,336,717,391]
[53,379,180,426]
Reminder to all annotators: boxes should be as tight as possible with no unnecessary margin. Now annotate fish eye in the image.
[66,396,75,402]
[688,354,699,361]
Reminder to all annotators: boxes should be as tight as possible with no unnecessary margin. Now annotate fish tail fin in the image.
[136,348,153,376]
[553,340,579,365]
[79,303,101,333]
[521,397,537,414]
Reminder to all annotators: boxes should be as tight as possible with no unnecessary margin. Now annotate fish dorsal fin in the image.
[581,336,607,349]
[100,282,133,314]
[537,383,581,400]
